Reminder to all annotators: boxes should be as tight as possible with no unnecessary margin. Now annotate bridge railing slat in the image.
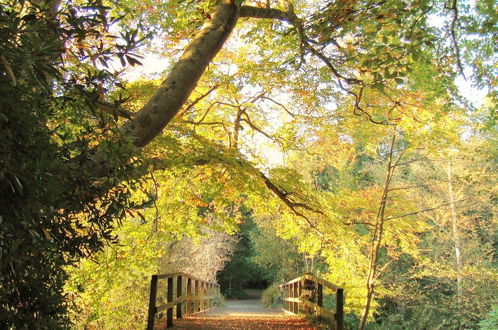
[280,273,344,330]
[146,272,221,329]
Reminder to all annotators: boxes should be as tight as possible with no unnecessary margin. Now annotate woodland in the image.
[0,0,497,329]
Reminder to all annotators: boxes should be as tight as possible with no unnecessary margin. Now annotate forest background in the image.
[0,0,496,329]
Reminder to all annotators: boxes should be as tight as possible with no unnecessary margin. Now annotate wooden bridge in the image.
[147,272,344,329]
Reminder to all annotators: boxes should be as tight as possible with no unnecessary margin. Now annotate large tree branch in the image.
[239,6,296,22]
[89,1,239,176]
[121,1,238,148]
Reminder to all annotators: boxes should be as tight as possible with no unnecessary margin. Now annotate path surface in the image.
[170,300,316,329]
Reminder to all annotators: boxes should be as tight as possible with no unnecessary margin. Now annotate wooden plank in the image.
[177,272,219,286]
[184,295,217,300]
[300,300,335,319]
[208,284,212,309]
[283,298,334,319]
[298,280,302,314]
[146,272,221,329]
[279,275,303,287]
[156,272,181,280]
[302,274,341,291]
[200,282,205,311]
[155,295,198,313]
[155,272,220,287]
[156,299,181,313]
[293,282,299,314]
[280,274,341,292]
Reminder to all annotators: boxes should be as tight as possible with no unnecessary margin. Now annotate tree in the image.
[397,141,498,328]
[1,0,496,326]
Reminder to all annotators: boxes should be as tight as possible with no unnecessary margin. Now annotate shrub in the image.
[480,305,498,330]
[262,283,283,308]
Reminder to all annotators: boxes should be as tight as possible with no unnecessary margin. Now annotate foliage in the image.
[250,223,309,282]
[0,1,146,327]
[1,0,497,328]
[261,283,283,308]
[371,140,498,329]
[479,305,498,330]
[218,214,269,299]
[63,153,242,328]
[65,211,236,328]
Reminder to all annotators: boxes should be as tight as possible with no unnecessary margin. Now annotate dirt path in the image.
[170,300,316,329]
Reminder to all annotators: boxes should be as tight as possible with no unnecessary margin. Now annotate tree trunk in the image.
[358,135,396,330]
[447,160,463,302]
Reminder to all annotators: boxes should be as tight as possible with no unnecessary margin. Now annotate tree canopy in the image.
[0,0,496,328]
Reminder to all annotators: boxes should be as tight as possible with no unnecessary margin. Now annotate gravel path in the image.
[169,300,316,329]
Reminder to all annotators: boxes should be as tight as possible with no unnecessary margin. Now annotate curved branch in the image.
[177,84,220,118]
[240,117,273,140]
[260,96,297,117]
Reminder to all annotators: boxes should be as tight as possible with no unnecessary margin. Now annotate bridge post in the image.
[285,284,289,312]
[335,288,344,330]
[200,282,205,311]
[177,275,183,319]
[293,282,298,313]
[299,280,303,313]
[317,283,323,317]
[209,283,213,309]
[302,278,315,315]
[146,275,158,330]
[280,274,344,329]
[194,280,199,312]
[206,283,210,309]
[167,276,174,328]
[286,283,289,312]
[284,284,288,312]
[186,278,192,315]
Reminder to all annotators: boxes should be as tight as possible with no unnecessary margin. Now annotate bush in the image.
[212,295,226,308]
[480,305,498,330]
[262,283,283,308]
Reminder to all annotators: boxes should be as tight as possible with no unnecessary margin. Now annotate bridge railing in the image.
[280,273,344,330]
[146,272,221,329]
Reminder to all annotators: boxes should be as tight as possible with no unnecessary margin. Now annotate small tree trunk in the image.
[358,135,397,330]
[447,160,463,302]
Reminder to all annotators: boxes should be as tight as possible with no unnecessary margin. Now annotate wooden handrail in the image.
[146,272,221,329]
[279,273,344,330]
